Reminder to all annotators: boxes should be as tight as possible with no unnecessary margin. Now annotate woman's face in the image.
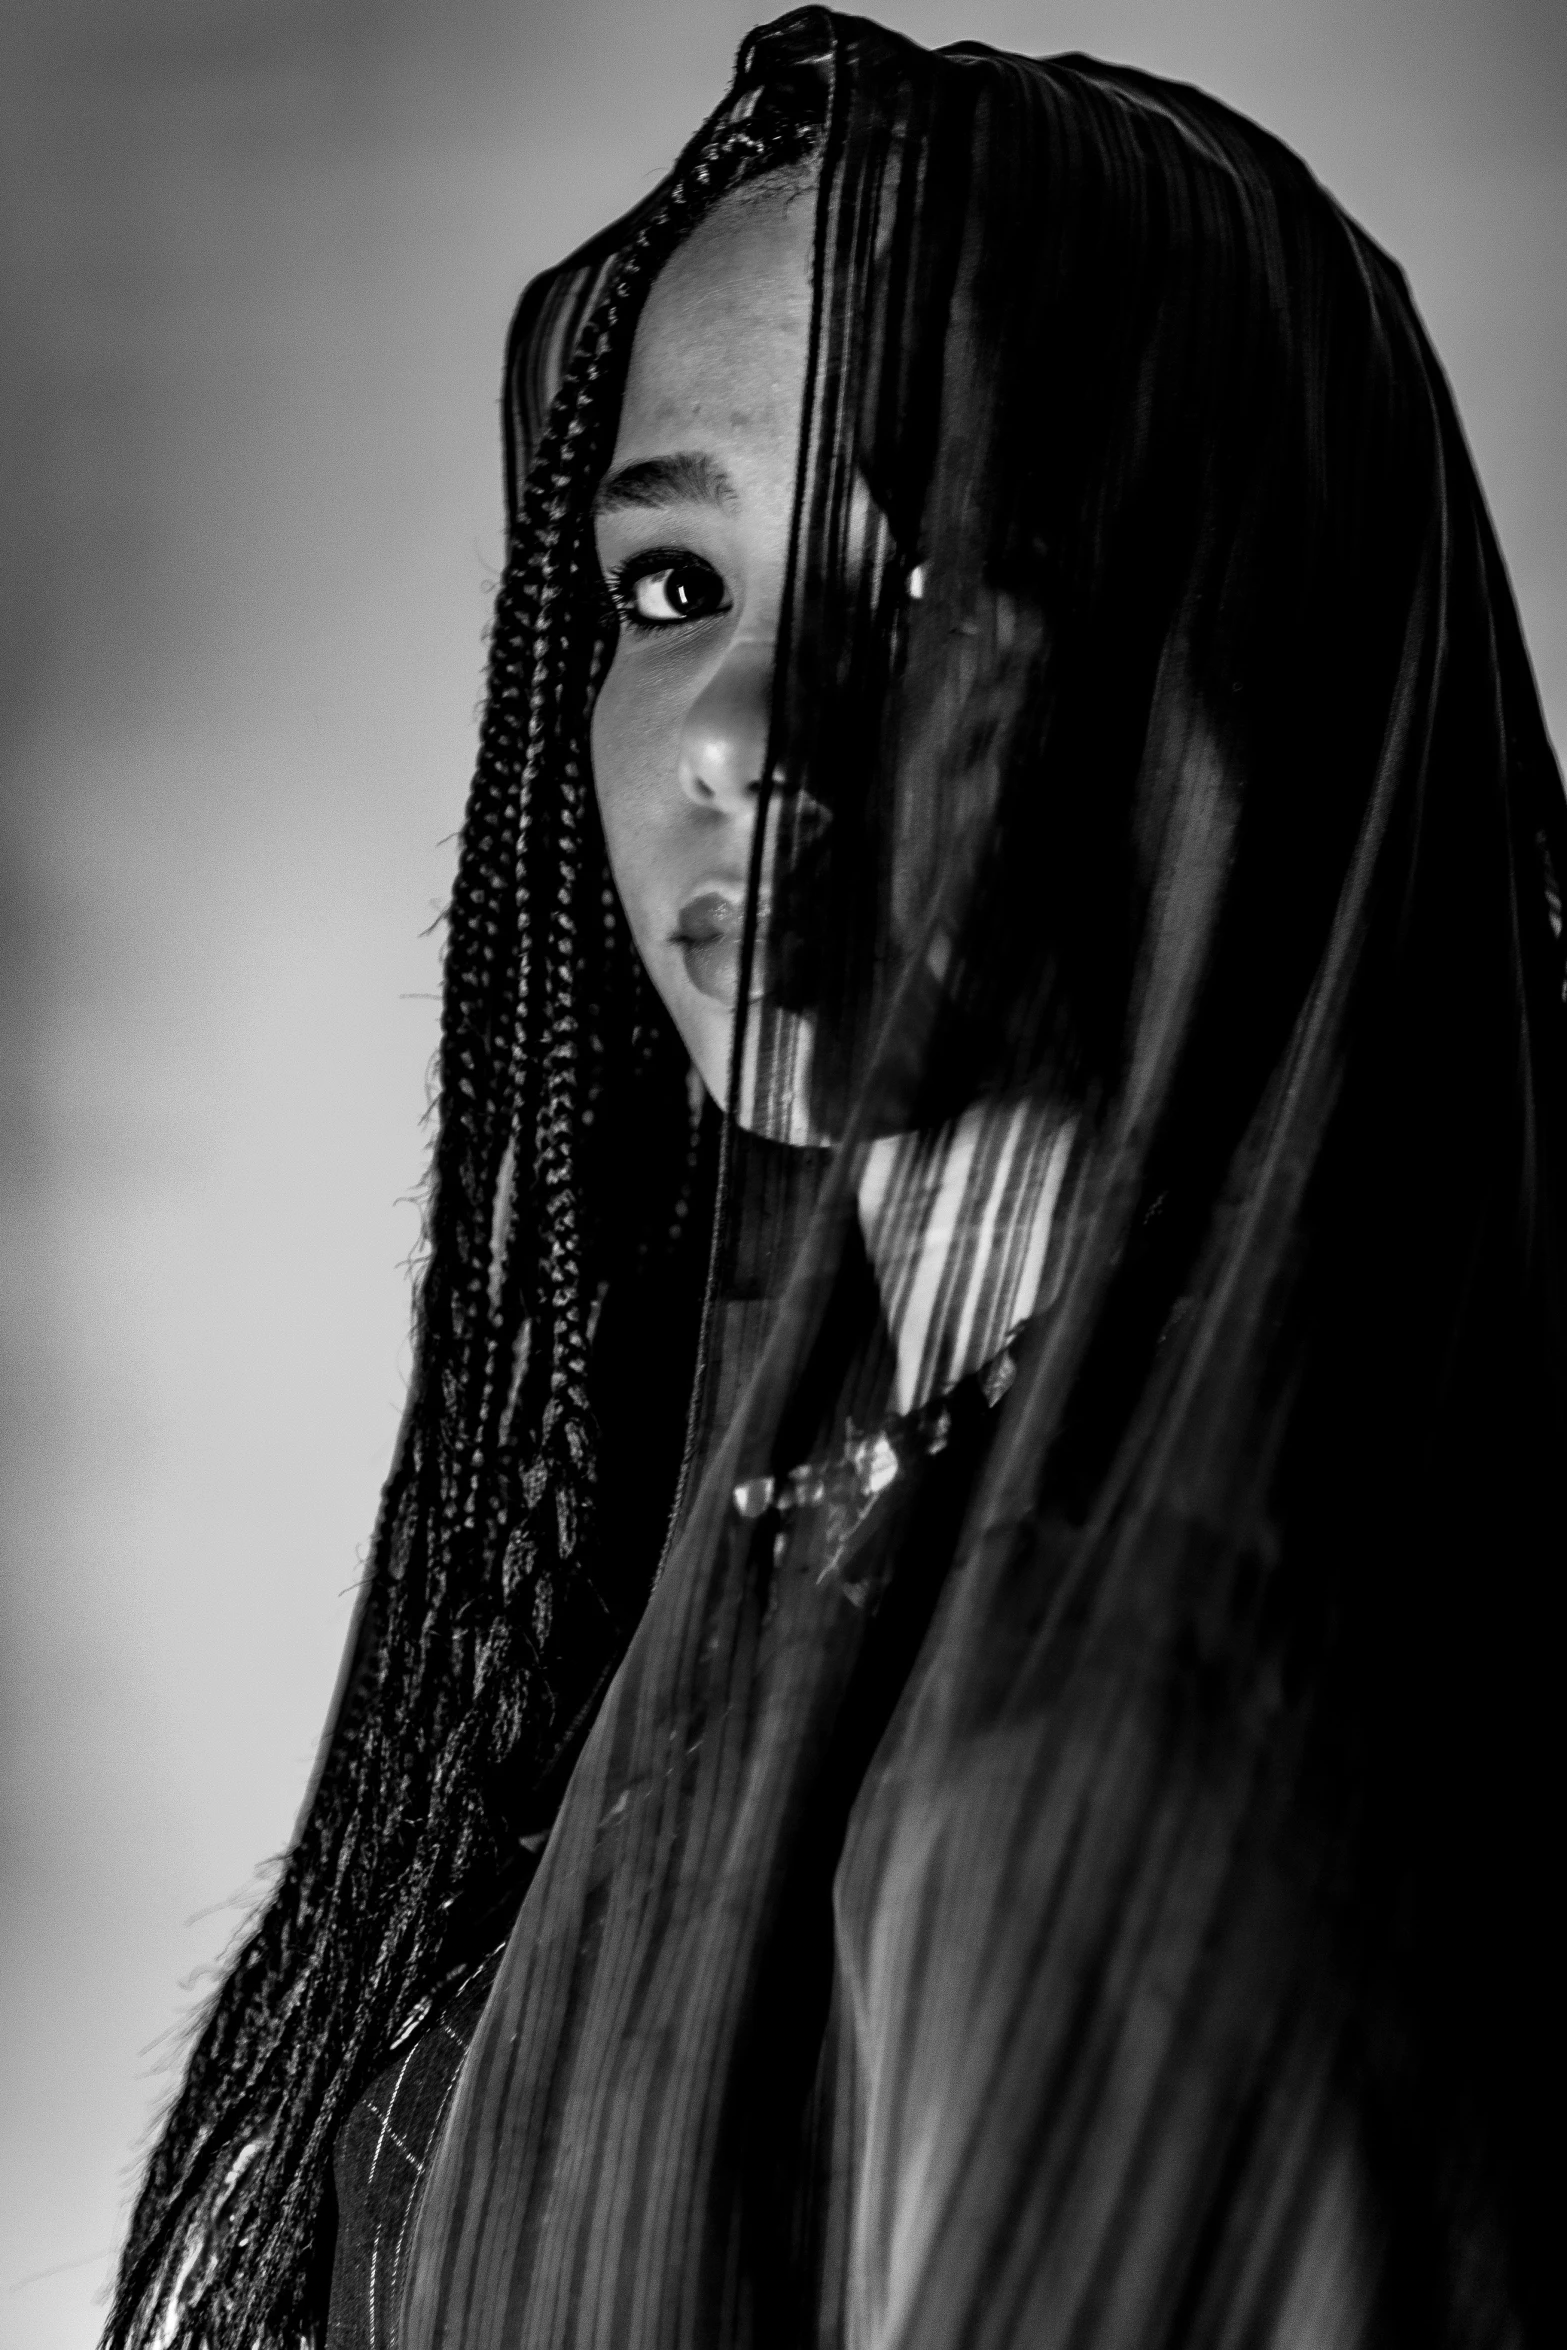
[590,183,814,1121]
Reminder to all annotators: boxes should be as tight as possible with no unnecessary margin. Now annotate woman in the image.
[107,12,1562,2348]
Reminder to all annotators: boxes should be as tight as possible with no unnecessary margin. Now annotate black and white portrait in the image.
[3,6,1561,2346]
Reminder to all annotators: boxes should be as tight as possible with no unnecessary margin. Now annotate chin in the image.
[672,997,733,1113]
[664,965,824,1150]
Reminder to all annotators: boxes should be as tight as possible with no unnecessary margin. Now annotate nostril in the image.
[682,750,764,811]
[676,646,774,809]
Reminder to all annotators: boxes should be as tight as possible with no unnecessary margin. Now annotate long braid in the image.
[102,96,808,2350]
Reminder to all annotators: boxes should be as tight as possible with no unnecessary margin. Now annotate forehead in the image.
[612,187,816,462]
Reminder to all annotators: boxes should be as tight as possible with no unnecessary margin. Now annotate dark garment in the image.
[327,1965,500,2350]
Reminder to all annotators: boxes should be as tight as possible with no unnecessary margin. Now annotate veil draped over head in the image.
[107,12,1562,2350]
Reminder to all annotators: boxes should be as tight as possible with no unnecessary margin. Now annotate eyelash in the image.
[600,547,922,636]
[605,548,730,635]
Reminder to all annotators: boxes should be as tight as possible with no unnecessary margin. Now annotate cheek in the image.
[590,656,668,937]
[590,648,738,1101]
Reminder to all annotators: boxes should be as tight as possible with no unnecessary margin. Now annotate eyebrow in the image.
[592,449,739,520]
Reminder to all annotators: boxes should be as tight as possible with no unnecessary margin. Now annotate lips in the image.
[673,890,767,1007]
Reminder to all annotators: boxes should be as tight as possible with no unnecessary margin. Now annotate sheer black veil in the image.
[411,16,1564,2345]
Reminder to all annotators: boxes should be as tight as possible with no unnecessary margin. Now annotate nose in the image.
[677,636,772,814]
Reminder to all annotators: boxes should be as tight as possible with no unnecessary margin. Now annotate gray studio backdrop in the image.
[2,2,1561,2342]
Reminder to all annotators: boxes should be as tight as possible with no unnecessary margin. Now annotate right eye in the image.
[613,555,729,631]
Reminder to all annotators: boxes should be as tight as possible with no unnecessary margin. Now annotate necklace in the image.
[731,1322,1025,1598]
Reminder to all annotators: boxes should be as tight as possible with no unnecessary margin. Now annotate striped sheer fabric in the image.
[858,1097,1076,1411]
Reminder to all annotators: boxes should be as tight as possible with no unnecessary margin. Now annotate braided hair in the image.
[103,77,822,2350]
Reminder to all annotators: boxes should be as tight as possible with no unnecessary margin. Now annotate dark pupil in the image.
[666,562,720,618]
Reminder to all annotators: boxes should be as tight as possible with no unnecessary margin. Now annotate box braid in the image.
[102,77,823,2350]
